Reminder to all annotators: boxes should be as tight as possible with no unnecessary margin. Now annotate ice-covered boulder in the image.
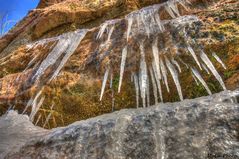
[1,89,238,159]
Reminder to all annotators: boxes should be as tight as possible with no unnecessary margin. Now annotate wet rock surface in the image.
[2,89,239,159]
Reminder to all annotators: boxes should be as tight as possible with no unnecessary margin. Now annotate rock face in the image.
[2,89,239,159]
[0,0,238,127]
[0,111,48,158]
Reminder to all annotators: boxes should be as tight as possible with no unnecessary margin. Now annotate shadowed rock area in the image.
[1,89,238,159]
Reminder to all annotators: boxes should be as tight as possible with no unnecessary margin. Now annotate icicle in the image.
[178,0,189,11]
[159,58,170,92]
[165,57,183,101]
[50,30,88,81]
[140,12,150,37]
[212,52,227,69]
[178,57,189,69]
[191,73,199,86]
[110,73,113,89]
[191,67,212,95]
[35,114,42,126]
[43,112,52,128]
[23,89,43,114]
[167,0,180,17]
[133,73,140,108]
[136,14,141,29]
[149,67,158,105]
[200,51,226,90]
[154,13,164,32]
[164,3,176,18]
[138,71,142,99]
[146,77,150,107]
[32,37,70,81]
[202,63,210,74]
[100,68,110,101]
[26,36,60,51]
[152,61,163,102]
[111,89,115,112]
[118,46,128,93]
[96,23,108,39]
[187,46,202,70]
[152,60,162,80]
[30,96,45,122]
[131,73,134,82]
[26,54,39,70]
[107,25,115,42]
[126,17,133,41]
[152,37,161,78]
[139,42,147,108]
[171,58,181,73]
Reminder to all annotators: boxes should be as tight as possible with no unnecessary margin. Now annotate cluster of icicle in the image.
[96,0,227,108]
[20,29,88,124]
[19,0,227,122]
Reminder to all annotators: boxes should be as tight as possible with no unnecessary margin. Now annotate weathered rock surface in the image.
[1,89,239,159]
[0,111,47,158]
[0,0,238,127]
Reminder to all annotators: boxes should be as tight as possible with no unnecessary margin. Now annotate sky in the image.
[0,0,39,33]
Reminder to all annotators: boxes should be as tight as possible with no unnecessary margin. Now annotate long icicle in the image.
[191,73,199,86]
[202,63,210,74]
[152,61,163,102]
[43,112,52,128]
[140,12,150,37]
[107,25,115,42]
[23,89,43,114]
[32,38,70,81]
[30,96,45,122]
[171,58,182,73]
[187,46,202,70]
[126,17,133,41]
[159,57,170,92]
[191,67,212,95]
[152,37,161,79]
[35,114,42,126]
[200,51,226,90]
[139,42,147,108]
[96,23,108,39]
[167,0,180,16]
[164,3,176,18]
[50,30,88,81]
[149,67,158,105]
[212,52,227,69]
[154,13,165,32]
[133,73,140,108]
[146,76,150,107]
[100,68,110,101]
[118,46,128,93]
[165,57,183,101]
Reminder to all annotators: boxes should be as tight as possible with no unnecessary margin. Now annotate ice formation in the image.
[118,46,128,93]
[200,51,226,90]
[165,57,183,101]
[212,52,227,69]
[100,68,110,101]
[7,0,228,119]
[191,67,212,95]
[32,29,88,82]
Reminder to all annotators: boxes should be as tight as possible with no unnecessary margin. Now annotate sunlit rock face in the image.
[37,0,66,8]
[0,0,238,127]
[2,89,239,159]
